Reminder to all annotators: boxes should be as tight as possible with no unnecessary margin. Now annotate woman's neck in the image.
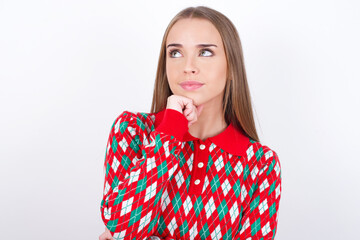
[188,104,227,141]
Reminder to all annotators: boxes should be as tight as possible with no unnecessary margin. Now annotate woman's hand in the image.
[98,227,113,240]
[166,95,204,127]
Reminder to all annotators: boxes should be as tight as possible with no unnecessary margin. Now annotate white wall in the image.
[0,0,359,239]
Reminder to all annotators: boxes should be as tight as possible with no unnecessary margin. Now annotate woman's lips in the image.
[180,81,204,91]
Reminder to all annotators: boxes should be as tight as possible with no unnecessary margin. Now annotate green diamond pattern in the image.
[135,176,147,194]
[147,212,159,233]
[250,196,260,212]
[255,147,264,161]
[111,136,118,153]
[111,176,119,189]
[157,215,166,235]
[130,135,140,153]
[185,175,191,192]
[128,205,143,227]
[248,183,258,199]
[106,219,118,232]
[157,160,168,179]
[217,199,229,221]
[105,162,111,176]
[243,164,250,181]
[233,179,241,198]
[153,187,163,207]
[267,159,276,176]
[189,142,194,151]
[119,120,128,134]
[251,217,261,236]
[154,134,162,154]
[136,117,146,131]
[179,152,186,167]
[269,202,277,218]
[172,192,182,214]
[194,196,204,217]
[199,222,210,240]
[121,155,131,170]
[206,155,214,173]
[223,227,232,240]
[179,219,189,237]
[268,179,276,196]
[225,161,233,176]
[114,187,126,205]
[210,174,220,193]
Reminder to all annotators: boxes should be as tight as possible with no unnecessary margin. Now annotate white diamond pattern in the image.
[168,216,178,236]
[202,176,210,193]
[229,201,239,224]
[209,143,216,152]
[214,156,224,171]
[234,161,243,176]
[265,150,273,160]
[146,156,156,172]
[120,196,134,216]
[103,206,111,220]
[183,196,193,216]
[275,161,280,177]
[137,210,152,232]
[127,126,136,137]
[129,169,140,184]
[261,221,271,235]
[251,166,259,180]
[114,119,120,134]
[189,221,198,240]
[276,183,281,199]
[240,217,250,234]
[210,225,222,240]
[221,179,231,196]
[241,184,248,202]
[259,179,269,193]
[161,189,170,212]
[164,140,170,158]
[259,199,268,215]
[175,169,185,189]
[119,137,129,152]
[246,145,254,161]
[205,196,216,219]
[144,182,157,202]
[187,153,193,171]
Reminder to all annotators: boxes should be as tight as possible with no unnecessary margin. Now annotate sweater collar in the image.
[153,109,250,157]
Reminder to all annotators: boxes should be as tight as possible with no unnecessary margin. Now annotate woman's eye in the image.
[169,50,181,58]
[168,49,214,58]
[200,49,213,57]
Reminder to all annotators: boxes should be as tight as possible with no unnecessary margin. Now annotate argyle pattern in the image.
[100,109,282,240]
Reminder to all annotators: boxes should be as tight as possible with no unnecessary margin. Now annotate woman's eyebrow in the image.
[166,43,218,48]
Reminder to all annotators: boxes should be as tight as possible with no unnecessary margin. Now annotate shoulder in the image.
[109,110,156,142]
[246,141,281,179]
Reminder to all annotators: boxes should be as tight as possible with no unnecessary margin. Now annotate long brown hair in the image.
[150,6,259,142]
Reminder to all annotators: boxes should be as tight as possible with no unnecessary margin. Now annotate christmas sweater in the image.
[100,108,282,240]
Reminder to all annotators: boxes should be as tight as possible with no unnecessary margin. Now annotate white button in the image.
[198,162,204,168]
[199,144,205,150]
[194,179,200,185]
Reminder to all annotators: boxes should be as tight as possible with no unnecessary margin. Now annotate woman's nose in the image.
[183,55,198,74]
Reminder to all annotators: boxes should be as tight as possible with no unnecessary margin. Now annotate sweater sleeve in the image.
[235,148,282,239]
[100,108,188,239]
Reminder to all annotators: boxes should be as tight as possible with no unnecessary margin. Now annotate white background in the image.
[1,0,359,239]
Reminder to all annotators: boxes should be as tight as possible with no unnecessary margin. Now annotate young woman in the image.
[99,6,282,240]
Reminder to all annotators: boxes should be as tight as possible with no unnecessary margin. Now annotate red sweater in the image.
[100,108,282,240]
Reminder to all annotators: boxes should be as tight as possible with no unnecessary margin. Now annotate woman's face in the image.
[166,18,228,107]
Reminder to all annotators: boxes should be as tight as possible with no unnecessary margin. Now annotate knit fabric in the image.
[100,108,282,240]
